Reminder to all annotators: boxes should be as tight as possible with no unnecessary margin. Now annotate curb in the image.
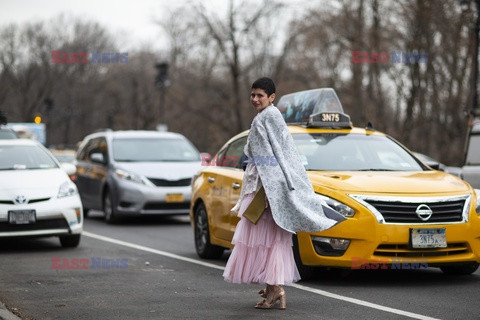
[0,302,21,320]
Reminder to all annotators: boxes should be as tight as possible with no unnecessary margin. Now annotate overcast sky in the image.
[0,0,227,51]
[0,0,310,52]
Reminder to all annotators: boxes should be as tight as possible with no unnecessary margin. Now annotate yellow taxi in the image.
[189,88,480,279]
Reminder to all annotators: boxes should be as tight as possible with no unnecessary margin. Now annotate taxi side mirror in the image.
[200,153,212,165]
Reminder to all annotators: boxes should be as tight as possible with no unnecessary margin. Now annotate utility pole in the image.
[155,62,170,131]
[44,97,54,147]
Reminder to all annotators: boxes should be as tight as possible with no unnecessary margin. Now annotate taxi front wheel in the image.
[194,203,224,259]
[440,262,479,275]
[293,234,316,280]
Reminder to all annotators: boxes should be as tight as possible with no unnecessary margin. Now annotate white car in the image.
[0,139,83,247]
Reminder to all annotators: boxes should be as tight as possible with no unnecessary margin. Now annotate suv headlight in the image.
[316,194,355,217]
[58,181,78,198]
[115,168,147,185]
[475,189,480,215]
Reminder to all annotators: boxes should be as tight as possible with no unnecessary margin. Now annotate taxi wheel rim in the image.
[195,206,208,252]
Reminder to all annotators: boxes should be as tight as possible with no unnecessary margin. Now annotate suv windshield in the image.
[293,133,424,171]
[113,138,201,162]
[0,145,58,170]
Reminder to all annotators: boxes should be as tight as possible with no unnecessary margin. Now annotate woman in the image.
[223,77,346,310]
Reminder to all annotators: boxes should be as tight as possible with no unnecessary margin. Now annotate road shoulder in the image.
[0,301,21,320]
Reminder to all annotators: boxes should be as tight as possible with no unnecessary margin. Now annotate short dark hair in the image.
[251,77,276,96]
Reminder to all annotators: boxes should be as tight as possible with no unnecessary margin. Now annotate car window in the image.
[53,152,76,163]
[0,145,58,170]
[292,133,423,171]
[0,127,18,139]
[220,136,247,169]
[112,138,200,162]
[465,135,480,165]
[78,137,109,163]
[77,141,89,161]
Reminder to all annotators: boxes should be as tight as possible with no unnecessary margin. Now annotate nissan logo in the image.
[14,195,28,204]
[415,204,433,221]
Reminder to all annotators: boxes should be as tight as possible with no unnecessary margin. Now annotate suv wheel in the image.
[103,189,118,224]
[194,203,224,259]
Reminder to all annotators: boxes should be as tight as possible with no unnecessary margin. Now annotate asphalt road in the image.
[0,211,479,320]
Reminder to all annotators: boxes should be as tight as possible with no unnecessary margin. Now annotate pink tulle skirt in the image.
[223,192,301,285]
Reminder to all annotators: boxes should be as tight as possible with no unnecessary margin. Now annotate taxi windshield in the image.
[112,138,201,162]
[292,133,424,171]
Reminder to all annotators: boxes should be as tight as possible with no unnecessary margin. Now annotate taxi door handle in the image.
[208,177,215,183]
[232,183,241,190]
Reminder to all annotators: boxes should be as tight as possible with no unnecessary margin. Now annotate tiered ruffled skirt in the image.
[223,193,301,285]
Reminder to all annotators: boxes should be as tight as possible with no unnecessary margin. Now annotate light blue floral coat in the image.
[233,105,346,233]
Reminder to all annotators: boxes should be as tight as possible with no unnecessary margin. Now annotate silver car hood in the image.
[114,161,202,180]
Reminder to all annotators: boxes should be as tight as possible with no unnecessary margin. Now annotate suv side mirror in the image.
[90,152,105,164]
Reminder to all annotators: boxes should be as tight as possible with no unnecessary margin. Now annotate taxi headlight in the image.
[115,169,147,185]
[475,189,480,215]
[58,181,78,198]
[316,194,355,217]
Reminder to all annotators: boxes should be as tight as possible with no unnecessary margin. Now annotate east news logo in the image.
[51,51,128,64]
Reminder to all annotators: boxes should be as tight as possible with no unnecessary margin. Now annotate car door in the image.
[206,146,231,240]
[75,138,95,208]
[223,137,247,233]
[75,137,109,210]
[209,136,247,242]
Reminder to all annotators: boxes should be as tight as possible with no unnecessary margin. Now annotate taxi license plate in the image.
[8,210,36,224]
[410,228,446,248]
[165,194,184,203]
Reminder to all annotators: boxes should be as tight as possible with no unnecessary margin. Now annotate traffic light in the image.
[155,62,170,88]
[34,114,42,124]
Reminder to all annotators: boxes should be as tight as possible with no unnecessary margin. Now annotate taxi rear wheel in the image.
[194,203,224,259]
[293,234,316,280]
[440,262,479,275]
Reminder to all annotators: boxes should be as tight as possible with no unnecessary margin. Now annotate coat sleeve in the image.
[262,110,295,191]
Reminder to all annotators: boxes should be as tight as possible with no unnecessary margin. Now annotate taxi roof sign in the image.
[277,88,344,124]
[307,112,352,128]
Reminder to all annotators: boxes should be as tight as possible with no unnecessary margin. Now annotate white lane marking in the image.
[292,283,439,320]
[83,231,440,320]
[83,231,225,271]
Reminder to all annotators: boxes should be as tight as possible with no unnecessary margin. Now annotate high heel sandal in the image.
[258,288,267,298]
[254,287,286,310]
